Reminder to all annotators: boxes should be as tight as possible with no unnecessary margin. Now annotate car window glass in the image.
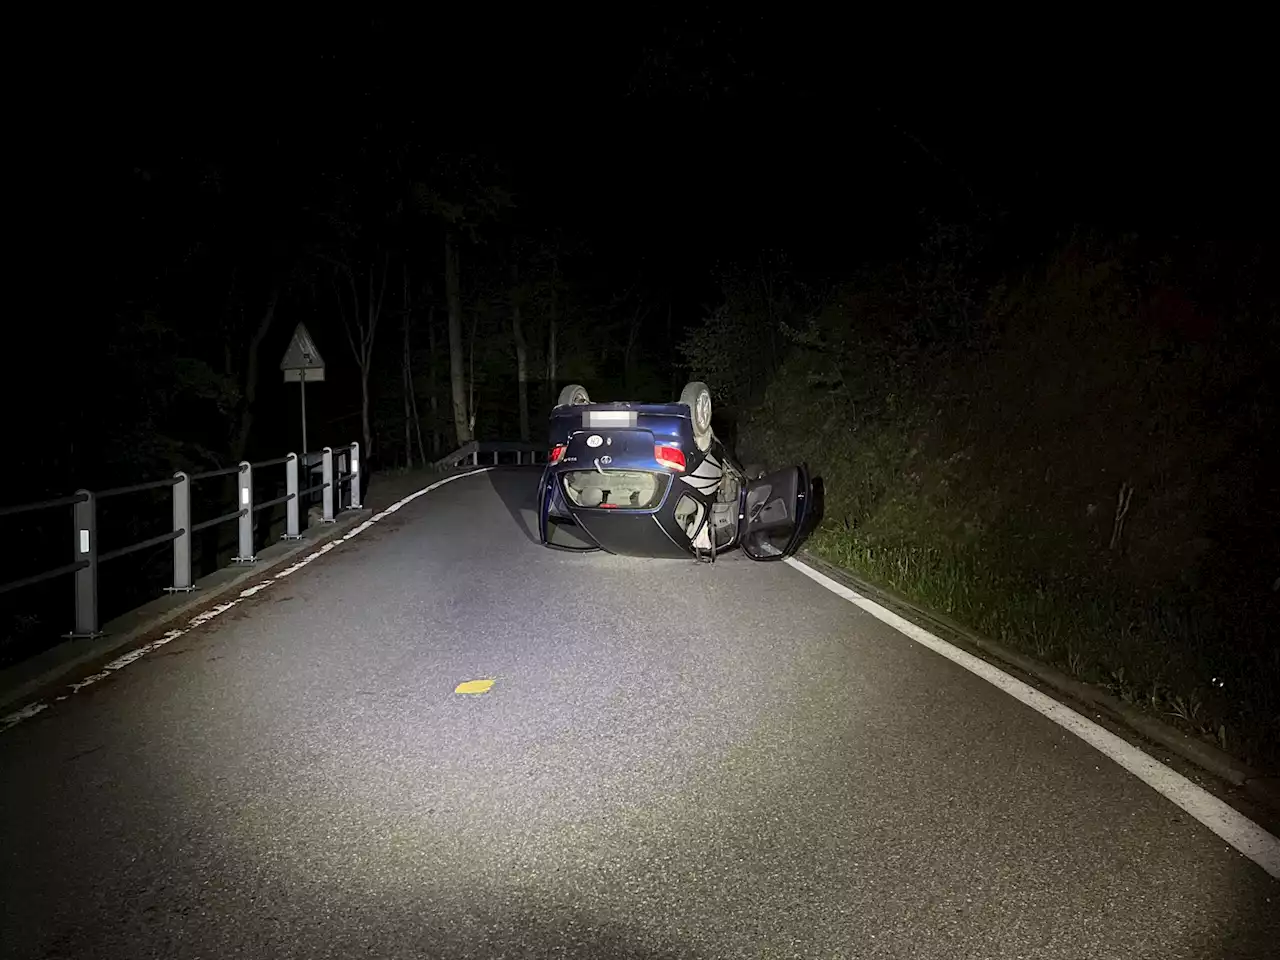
[562,470,667,509]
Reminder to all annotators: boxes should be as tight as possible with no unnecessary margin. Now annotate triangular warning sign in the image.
[280,323,326,370]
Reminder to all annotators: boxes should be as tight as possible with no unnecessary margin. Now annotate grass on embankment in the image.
[737,248,1279,771]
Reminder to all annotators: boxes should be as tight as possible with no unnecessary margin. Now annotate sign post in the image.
[279,323,326,454]
[299,367,307,454]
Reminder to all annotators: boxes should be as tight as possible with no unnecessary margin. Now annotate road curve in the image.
[1,467,1275,959]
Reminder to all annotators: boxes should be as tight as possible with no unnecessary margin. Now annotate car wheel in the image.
[679,381,713,451]
[557,383,590,407]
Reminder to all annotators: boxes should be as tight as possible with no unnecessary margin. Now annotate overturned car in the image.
[536,381,811,561]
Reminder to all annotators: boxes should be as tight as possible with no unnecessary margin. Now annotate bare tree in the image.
[425,304,442,456]
[402,270,414,469]
[623,303,650,393]
[443,231,470,445]
[413,154,513,449]
[546,249,561,404]
[401,265,428,468]
[228,281,282,463]
[468,299,480,438]
[331,253,390,460]
[526,228,583,406]
[511,262,530,441]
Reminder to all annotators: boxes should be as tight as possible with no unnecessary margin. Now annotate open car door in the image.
[538,471,600,552]
[738,465,812,561]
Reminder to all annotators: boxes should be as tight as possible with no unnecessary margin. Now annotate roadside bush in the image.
[733,229,1280,768]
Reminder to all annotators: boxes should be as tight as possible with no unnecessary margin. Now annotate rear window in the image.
[562,470,668,509]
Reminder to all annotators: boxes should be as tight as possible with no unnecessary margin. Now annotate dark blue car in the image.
[537,381,812,561]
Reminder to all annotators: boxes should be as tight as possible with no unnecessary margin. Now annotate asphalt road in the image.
[1,467,1276,960]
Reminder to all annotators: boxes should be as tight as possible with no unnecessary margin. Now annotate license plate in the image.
[584,410,637,428]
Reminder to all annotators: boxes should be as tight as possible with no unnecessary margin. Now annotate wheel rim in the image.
[695,392,711,430]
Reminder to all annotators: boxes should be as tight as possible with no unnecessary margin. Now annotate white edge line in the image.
[0,468,496,735]
[784,556,1280,881]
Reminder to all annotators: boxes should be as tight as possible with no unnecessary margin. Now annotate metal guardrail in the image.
[433,440,547,472]
[0,442,364,638]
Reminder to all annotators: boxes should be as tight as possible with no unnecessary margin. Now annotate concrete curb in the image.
[0,509,370,715]
[796,548,1280,817]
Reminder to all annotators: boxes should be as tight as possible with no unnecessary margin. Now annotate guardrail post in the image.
[492,449,498,465]
[283,453,301,539]
[168,471,194,591]
[322,446,335,522]
[70,490,99,637]
[337,447,349,512]
[234,461,255,562]
[471,448,479,466]
[349,441,363,509]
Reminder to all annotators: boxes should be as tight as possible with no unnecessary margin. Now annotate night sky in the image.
[49,16,1269,310]
[11,15,1274,479]
[0,30,1257,480]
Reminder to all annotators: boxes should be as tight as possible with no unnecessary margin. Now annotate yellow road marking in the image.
[454,679,495,695]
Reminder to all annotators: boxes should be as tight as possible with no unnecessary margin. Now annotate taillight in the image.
[654,444,686,471]
[549,444,566,463]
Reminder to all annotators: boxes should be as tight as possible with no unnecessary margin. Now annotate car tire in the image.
[557,383,590,407]
[679,381,713,451]
[743,463,766,481]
